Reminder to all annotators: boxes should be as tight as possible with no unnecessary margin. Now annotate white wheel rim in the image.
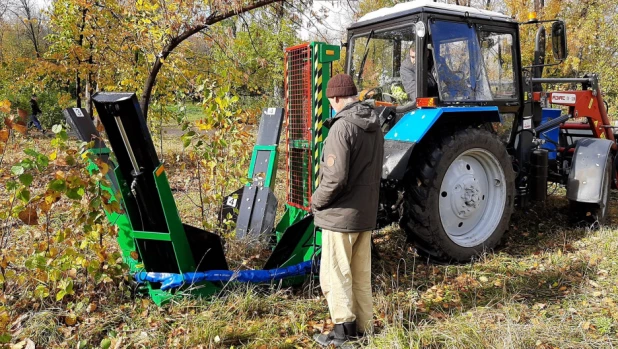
[439,148,507,247]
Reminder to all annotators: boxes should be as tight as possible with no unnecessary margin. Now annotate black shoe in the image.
[313,321,358,348]
[343,321,358,339]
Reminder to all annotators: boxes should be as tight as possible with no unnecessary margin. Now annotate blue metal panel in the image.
[385,106,501,143]
[385,108,443,142]
[540,108,561,160]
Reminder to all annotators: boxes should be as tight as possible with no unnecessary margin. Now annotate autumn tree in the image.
[504,0,618,105]
[118,0,297,119]
[47,0,113,112]
[43,0,314,120]
[184,7,301,102]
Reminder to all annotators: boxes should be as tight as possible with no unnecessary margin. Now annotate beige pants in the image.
[320,229,373,333]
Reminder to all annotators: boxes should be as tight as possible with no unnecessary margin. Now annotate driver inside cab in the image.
[360,41,437,106]
[400,45,417,101]
[361,44,417,105]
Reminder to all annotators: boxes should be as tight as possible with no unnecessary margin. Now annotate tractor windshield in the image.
[478,30,517,99]
[429,20,493,102]
[349,26,417,105]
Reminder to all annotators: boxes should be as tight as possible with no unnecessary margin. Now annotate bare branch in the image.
[8,0,45,58]
[140,0,286,119]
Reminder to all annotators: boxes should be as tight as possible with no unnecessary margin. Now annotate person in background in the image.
[312,74,384,347]
[29,94,45,134]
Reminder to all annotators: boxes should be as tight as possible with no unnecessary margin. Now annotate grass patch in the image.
[165,103,205,125]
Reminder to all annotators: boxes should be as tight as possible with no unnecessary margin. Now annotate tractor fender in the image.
[567,138,614,203]
[382,106,502,180]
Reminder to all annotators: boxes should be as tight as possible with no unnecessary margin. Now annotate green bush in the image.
[0,88,30,112]
[36,91,72,129]
[0,87,72,129]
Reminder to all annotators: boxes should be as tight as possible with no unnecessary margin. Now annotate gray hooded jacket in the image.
[311,101,384,232]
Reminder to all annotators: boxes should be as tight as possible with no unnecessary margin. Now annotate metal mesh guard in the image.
[285,44,312,210]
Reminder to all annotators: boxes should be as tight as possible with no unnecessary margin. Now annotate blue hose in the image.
[134,260,314,291]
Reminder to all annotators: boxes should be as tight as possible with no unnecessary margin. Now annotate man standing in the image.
[312,74,384,347]
[29,94,45,134]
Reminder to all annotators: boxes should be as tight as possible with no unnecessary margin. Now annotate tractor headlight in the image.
[415,21,426,38]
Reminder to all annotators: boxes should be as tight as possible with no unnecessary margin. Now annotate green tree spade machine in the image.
[65,43,340,305]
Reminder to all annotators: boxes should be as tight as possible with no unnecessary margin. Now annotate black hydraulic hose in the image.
[534,114,570,134]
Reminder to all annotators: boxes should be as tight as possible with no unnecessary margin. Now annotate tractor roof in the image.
[351,0,513,29]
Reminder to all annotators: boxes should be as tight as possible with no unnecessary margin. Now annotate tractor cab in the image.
[346,0,522,115]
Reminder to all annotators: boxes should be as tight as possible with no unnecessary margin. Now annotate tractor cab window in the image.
[349,26,416,105]
[429,20,492,102]
[479,31,516,99]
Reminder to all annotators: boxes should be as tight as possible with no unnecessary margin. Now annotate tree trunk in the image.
[87,55,94,115]
[12,0,42,58]
[76,71,82,108]
[140,56,165,121]
[28,21,40,58]
[75,7,87,108]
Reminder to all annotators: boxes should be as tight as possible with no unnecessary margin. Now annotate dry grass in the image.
[2,132,618,348]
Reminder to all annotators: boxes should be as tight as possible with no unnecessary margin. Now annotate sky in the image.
[299,1,358,42]
[34,0,50,9]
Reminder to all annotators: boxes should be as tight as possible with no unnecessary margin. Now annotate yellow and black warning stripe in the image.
[313,44,323,189]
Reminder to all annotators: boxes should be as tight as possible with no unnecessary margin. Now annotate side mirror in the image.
[551,21,567,60]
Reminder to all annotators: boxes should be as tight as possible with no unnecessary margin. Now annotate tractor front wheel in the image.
[400,128,515,262]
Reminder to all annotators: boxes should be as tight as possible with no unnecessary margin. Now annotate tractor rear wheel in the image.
[400,128,515,262]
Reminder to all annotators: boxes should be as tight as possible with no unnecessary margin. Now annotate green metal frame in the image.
[310,42,341,194]
[87,152,221,305]
[151,167,195,272]
[272,42,340,271]
[247,145,279,187]
[85,149,140,274]
[138,166,219,304]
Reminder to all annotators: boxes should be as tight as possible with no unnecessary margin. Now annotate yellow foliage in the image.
[0,100,11,114]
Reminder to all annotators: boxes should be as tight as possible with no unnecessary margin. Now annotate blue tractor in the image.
[334,0,615,262]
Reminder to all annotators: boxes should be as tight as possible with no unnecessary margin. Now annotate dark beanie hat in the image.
[326,74,358,98]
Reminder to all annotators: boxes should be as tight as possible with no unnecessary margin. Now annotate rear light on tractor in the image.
[416,97,437,108]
